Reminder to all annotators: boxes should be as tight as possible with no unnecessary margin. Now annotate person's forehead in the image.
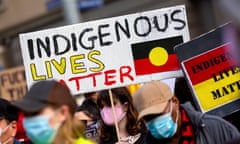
[101,97,120,105]
[42,106,55,111]
[75,111,91,121]
[0,118,8,128]
[143,101,171,121]
[24,105,55,117]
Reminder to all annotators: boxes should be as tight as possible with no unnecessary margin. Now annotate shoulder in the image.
[99,138,116,144]
[74,137,95,144]
[202,114,239,134]
[14,139,22,144]
[182,102,238,132]
[145,132,168,144]
[182,103,240,140]
[134,130,148,144]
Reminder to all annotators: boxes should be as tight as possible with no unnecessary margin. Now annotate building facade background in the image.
[0,0,234,69]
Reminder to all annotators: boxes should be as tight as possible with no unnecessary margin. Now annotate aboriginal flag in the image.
[131,36,183,76]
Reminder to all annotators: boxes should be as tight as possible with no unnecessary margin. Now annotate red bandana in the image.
[179,107,195,144]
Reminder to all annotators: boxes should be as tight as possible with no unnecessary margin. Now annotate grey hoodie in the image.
[182,102,240,144]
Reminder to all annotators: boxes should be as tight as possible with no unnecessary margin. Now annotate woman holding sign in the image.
[97,87,147,144]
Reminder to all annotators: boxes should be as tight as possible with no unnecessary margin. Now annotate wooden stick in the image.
[108,89,121,144]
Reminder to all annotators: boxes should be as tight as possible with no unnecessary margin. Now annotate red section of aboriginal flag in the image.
[134,55,180,75]
[183,43,238,85]
[132,36,183,76]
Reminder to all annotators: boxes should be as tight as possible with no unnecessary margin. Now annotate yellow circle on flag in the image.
[149,47,168,66]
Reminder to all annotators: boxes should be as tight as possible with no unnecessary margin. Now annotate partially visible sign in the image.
[46,0,103,11]
[20,5,190,95]
[0,66,27,101]
[175,23,240,117]
[127,83,141,96]
[77,0,103,11]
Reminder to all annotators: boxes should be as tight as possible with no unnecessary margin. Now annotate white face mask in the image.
[0,125,13,144]
[0,125,9,137]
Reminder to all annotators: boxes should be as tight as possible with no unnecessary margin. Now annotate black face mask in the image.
[84,121,99,138]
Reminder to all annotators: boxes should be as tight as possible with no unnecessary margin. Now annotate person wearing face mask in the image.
[12,80,94,144]
[133,81,240,144]
[75,99,101,143]
[0,98,21,144]
[97,87,147,144]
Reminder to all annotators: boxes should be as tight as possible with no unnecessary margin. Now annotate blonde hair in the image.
[53,114,86,144]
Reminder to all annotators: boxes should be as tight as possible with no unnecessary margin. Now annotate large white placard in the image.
[20,5,189,94]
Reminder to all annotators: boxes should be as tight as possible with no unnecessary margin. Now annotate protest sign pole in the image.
[108,89,121,144]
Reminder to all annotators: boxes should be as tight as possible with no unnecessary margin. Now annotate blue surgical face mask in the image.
[23,115,58,144]
[146,101,178,139]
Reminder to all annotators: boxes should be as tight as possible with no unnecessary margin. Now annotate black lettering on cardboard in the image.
[171,9,186,30]
[134,16,151,37]
[153,14,168,32]
[98,24,112,46]
[53,34,70,55]
[79,28,97,50]
[36,37,51,58]
[27,39,35,60]
[115,19,131,42]
[71,33,78,51]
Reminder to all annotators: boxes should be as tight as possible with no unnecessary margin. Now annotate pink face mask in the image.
[100,104,126,126]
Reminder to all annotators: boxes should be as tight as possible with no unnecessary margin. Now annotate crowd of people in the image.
[0,78,240,144]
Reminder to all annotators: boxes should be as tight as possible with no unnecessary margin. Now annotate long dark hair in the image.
[77,99,100,121]
[97,87,142,142]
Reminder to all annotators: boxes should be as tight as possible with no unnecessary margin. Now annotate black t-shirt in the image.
[145,132,171,144]
[134,132,147,144]
[100,124,147,144]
